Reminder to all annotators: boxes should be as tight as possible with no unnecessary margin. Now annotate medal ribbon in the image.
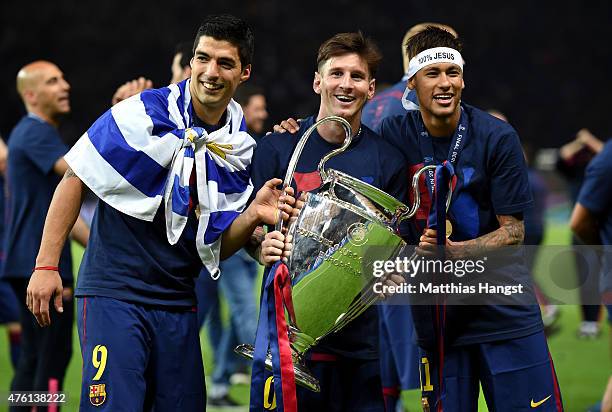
[416,110,468,411]
[417,109,469,204]
[250,262,297,412]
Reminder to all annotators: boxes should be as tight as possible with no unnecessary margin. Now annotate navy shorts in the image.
[378,305,420,391]
[294,355,384,412]
[419,331,563,411]
[0,279,19,324]
[76,296,204,411]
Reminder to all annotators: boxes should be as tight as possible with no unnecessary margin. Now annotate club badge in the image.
[89,383,107,407]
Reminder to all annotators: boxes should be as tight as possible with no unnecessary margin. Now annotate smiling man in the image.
[2,61,89,411]
[26,15,296,412]
[377,26,564,411]
[250,32,408,412]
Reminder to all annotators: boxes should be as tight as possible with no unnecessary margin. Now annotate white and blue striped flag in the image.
[65,79,256,279]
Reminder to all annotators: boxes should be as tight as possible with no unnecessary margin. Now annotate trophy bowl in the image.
[236,116,439,392]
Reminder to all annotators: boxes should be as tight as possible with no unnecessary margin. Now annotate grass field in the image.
[0,222,610,411]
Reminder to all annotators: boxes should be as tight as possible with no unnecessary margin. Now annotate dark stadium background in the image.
[1,1,611,148]
[1,2,612,410]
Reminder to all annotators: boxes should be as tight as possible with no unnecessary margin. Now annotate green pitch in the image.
[0,223,609,411]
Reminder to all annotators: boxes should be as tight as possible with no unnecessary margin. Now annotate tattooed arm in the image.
[417,214,524,259]
[449,214,524,259]
[28,168,86,326]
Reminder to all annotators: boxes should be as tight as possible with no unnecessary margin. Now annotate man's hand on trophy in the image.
[416,228,462,259]
[416,228,438,257]
[290,191,306,219]
[260,231,292,266]
[377,272,406,300]
[253,179,297,226]
[279,191,305,236]
[267,118,301,135]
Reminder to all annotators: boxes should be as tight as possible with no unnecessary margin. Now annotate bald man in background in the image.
[2,61,88,411]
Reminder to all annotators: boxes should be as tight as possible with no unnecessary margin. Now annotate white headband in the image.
[407,47,464,79]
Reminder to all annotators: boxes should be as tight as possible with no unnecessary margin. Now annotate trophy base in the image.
[234,344,321,392]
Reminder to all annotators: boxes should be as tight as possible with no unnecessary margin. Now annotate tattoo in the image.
[451,214,524,258]
[62,167,77,180]
[245,225,265,262]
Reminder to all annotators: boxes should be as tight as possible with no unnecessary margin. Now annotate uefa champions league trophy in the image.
[236,116,449,392]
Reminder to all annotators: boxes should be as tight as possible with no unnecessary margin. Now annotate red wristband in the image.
[34,266,59,272]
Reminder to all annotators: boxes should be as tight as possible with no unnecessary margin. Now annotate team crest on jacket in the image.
[89,383,107,406]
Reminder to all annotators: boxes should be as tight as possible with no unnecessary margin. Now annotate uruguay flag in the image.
[65,79,255,278]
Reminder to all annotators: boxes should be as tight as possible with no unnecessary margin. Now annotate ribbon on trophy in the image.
[427,162,454,247]
[251,261,298,412]
[425,162,454,412]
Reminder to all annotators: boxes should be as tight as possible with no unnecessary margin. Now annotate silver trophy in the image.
[236,116,449,392]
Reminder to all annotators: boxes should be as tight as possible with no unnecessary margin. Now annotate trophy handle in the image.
[275,116,353,232]
[404,164,453,220]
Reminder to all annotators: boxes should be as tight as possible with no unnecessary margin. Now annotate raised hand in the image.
[111,77,154,105]
[253,178,297,226]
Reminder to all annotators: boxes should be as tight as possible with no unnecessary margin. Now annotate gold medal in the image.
[445,219,453,238]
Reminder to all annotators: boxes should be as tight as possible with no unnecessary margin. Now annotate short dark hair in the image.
[234,84,265,106]
[175,42,193,69]
[193,14,255,69]
[316,32,382,79]
[405,26,463,61]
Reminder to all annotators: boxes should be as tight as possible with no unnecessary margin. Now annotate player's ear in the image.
[313,72,322,95]
[367,78,376,100]
[23,89,37,107]
[408,76,416,90]
[240,64,252,83]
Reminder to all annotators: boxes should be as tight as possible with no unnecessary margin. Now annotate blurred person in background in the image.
[207,82,269,407]
[233,83,268,138]
[2,61,89,411]
[0,136,22,371]
[559,128,605,338]
[110,41,192,106]
[488,109,559,334]
[570,137,612,412]
[170,41,193,84]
